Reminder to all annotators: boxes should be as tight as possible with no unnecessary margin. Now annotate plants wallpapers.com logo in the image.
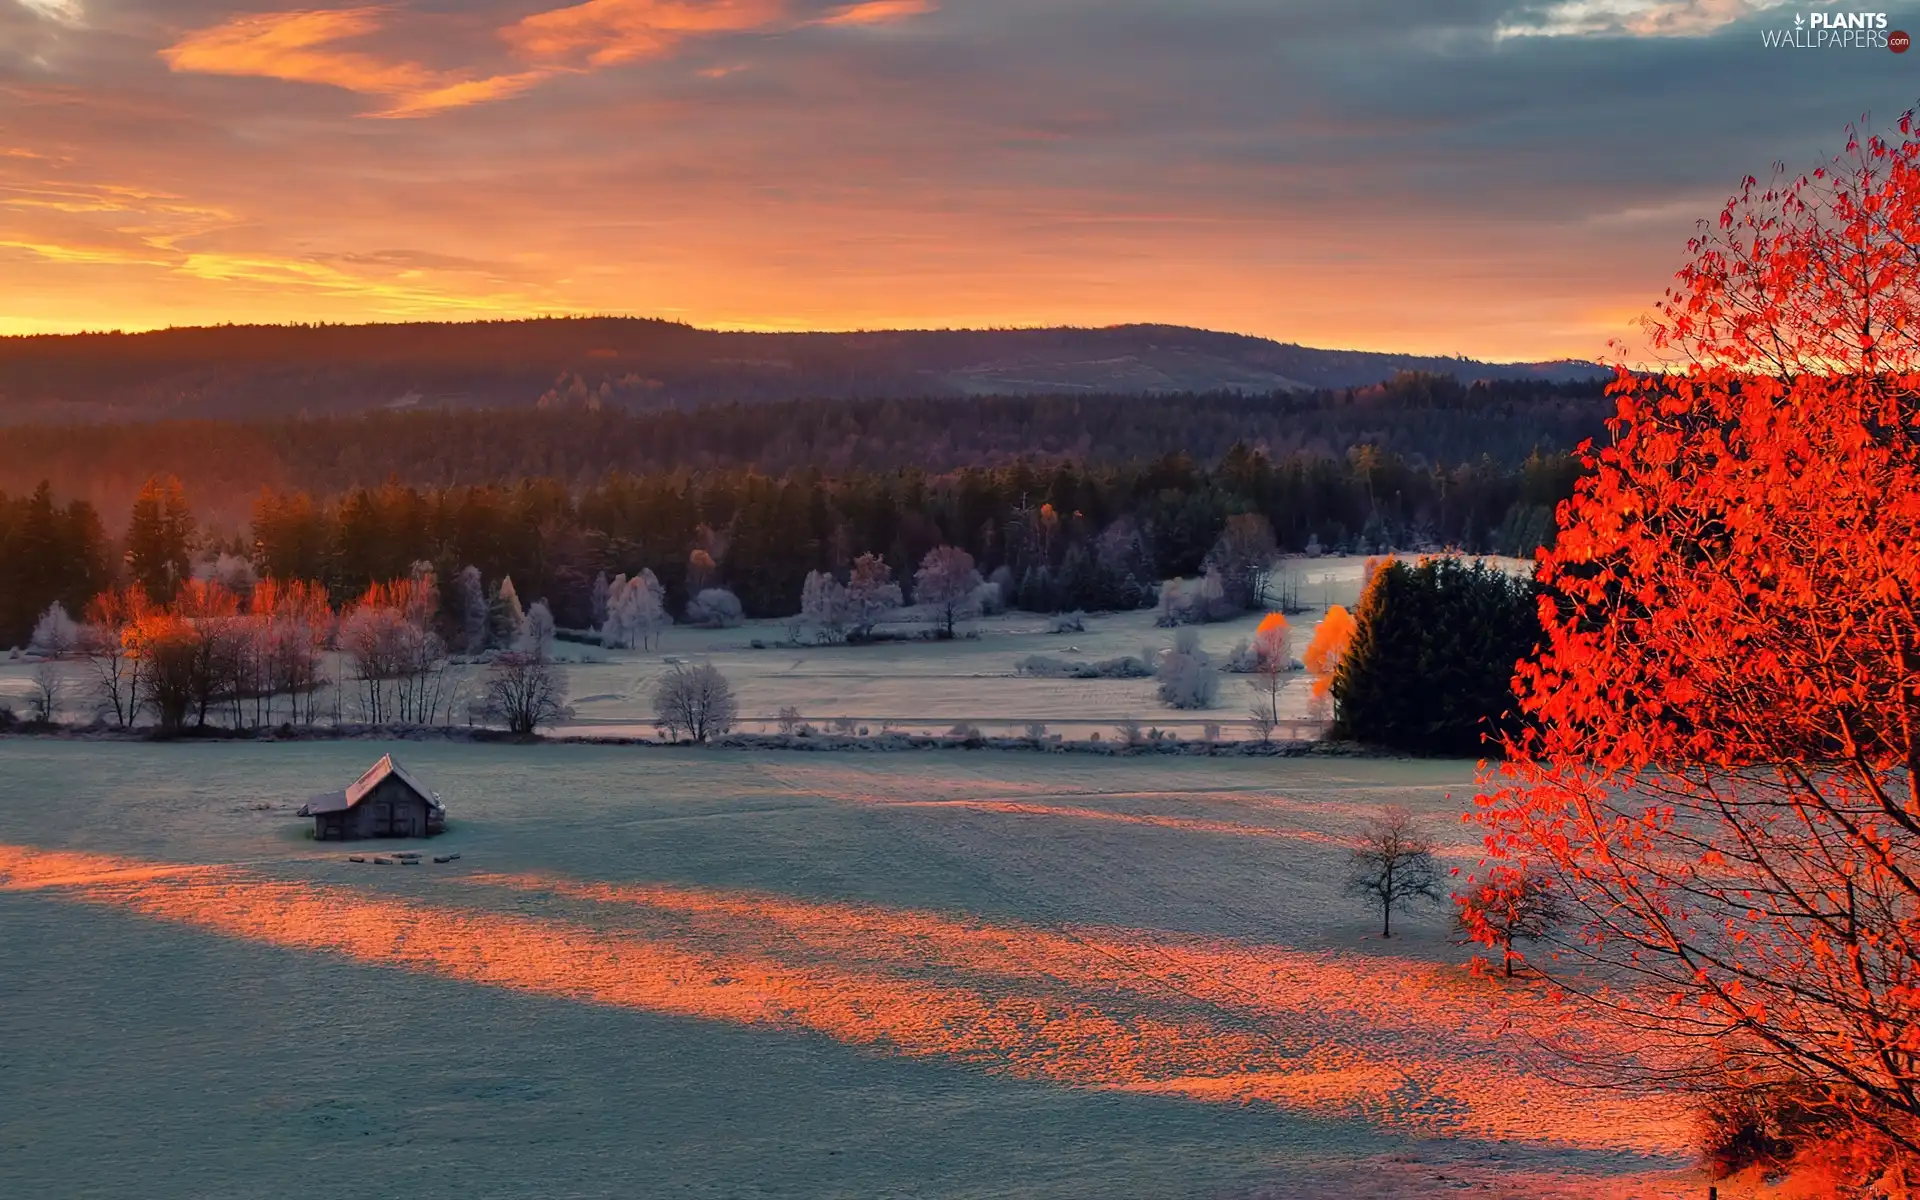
[1760,10,1908,49]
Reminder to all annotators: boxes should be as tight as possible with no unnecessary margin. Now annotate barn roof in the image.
[347,754,442,810]
[299,789,350,816]
[296,755,444,817]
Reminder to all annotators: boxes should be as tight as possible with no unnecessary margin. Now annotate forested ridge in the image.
[0,318,1602,423]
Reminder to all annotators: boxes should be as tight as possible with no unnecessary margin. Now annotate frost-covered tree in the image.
[455,566,489,654]
[519,599,556,657]
[490,576,526,650]
[603,570,669,650]
[914,546,983,639]
[800,569,849,643]
[197,553,257,601]
[28,602,79,659]
[845,553,901,640]
[687,587,743,628]
[589,571,611,630]
[1156,628,1219,709]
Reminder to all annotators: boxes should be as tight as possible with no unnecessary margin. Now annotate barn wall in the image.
[319,779,433,840]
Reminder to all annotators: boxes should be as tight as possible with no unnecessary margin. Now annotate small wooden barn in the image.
[298,755,447,841]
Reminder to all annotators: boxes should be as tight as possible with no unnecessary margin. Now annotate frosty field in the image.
[0,740,1713,1198]
[0,555,1529,740]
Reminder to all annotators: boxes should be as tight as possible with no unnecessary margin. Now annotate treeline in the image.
[0,375,1608,529]
[0,484,114,651]
[1330,557,1543,755]
[0,443,1578,648]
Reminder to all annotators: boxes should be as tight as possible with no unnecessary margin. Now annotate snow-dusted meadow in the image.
[0,738,1714,1198]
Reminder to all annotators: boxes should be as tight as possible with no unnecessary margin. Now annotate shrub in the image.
[1116,716,1143,747]
[776,705,801,734]
[1696,1083,1839,1179]
[1016,653,1152,680]
[686,588,744,629]
[1155,629,1220,709]
[1024,722,1048,742]
[1048,612,1087,634]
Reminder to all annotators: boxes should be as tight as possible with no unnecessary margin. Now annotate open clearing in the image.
[0,740,1715,1198]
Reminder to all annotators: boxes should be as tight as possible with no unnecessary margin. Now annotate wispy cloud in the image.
[17,0,85,25]
[159,0,938,116]
[504,0,784,68]
[814,0,937,28]
[1497,0,1792,38]
[159,8,549,117]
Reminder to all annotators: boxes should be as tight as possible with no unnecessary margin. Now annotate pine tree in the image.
[127,477,194,603]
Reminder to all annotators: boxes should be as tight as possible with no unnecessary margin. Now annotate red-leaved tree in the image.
[1472,116,1920,1153]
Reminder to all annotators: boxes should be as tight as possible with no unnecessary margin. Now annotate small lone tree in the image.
[652,662,738,743]
[1244,612,1290,739]
[1453,868,1564,978]
[1344,805,1441,938]
[914,545,984,638]
[484,651,568,736]
[28,660,66,724]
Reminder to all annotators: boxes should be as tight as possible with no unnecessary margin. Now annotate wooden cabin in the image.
[298,755,447,841]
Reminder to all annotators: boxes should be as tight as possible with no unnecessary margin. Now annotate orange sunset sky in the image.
[1,0,1911,359]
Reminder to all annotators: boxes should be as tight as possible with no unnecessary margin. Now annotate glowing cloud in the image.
[504,0,784,67]
[161,8,434,93]
[159,7,549,116]
[815,0,936,28]
[160,0,933,115]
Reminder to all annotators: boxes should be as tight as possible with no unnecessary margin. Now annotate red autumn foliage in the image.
[1472,117,1920,1154]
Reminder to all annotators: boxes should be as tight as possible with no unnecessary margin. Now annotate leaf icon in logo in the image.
[1794,12,1804,25]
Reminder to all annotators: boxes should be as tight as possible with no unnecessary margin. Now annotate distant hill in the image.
[0,319,1606,423]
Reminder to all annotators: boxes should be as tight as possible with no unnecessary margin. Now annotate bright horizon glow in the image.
[0,0,1894,361]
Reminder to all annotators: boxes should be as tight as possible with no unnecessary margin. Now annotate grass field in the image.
[0,740,1715,1198]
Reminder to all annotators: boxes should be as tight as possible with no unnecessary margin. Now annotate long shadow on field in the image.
[0,841,1687,1179]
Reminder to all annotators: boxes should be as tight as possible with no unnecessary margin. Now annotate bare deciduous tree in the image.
[1344,806,1441,938]
[652,662,738,743]
[484,651,569,736]
[29,660,66,724]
